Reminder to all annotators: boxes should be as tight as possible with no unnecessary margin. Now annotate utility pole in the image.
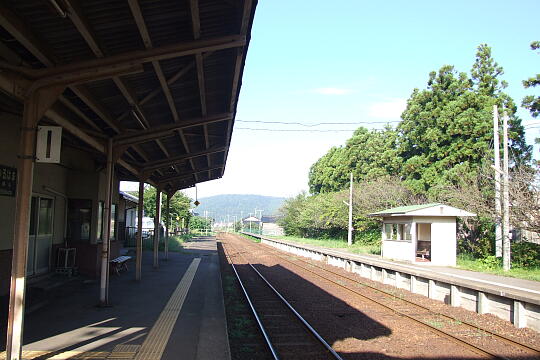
[502,112,511,271]
[204,210,208,236]
[347,172,353,246]
[493,105,502,257]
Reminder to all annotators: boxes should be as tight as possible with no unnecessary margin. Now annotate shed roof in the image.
[369,203,476,217]
[0,0,258,193]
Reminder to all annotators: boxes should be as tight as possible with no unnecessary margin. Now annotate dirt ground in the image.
[219,232,540,360]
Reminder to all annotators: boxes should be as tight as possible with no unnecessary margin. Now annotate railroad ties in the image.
[221,232,540,360]
[222,239,343,360]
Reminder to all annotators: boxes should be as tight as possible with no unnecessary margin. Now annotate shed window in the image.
[384,223,412,241]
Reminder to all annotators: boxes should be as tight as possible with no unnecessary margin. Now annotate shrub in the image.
[511,242,540,268]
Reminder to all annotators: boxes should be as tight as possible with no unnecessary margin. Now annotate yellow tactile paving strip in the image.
[2,258,201,360]
[133,257,200,360]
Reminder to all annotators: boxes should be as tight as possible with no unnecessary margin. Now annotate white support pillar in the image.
[395,271,402,289]
[99,138,114,306]
[450,285,461,307]
[428,279,435,299]
[135,180,144,281]
[153,189,161,268]
[478,291,489,314]
[410,275,417,293]
[382,268,388,284]
[513,300,527,328]
[411,221,417,262]
[370,265,375,281]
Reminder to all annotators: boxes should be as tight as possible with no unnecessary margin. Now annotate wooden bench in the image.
[110,256,131,275]
[416,249,430,259]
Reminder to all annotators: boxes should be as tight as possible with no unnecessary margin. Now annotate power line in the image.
[235,119,401,126]
[235,127,358,132]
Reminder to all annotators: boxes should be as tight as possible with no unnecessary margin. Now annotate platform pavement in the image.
[0,236,230,360]
[327,247,540,300]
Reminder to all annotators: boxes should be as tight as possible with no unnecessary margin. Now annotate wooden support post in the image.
[164,193,170,260]
[6,86,63,360]
[99,138,114,306]
[153,188,161,268]
[135,180,144,281]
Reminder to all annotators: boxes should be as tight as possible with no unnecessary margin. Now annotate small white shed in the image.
[369,203,476,266]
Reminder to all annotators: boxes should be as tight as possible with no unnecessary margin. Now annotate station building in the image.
[369,203,476,266]
[0,1,258,359]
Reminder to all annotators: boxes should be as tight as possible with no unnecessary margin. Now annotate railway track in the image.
[228,233,540,360]
[221,239,344,360]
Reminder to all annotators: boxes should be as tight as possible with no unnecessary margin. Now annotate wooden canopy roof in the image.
[0,0,257,193]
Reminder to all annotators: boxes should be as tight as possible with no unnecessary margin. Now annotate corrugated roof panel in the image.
[140,0,193,47]
[82,0,144,56]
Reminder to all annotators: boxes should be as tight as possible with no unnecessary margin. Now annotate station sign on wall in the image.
[36,126,62,163]
[0,165,17,197]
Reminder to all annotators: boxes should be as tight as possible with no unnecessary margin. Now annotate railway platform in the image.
[0,236,229,360]
[243,232,540,332]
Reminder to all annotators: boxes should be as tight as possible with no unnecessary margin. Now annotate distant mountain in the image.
[193,194,286,222]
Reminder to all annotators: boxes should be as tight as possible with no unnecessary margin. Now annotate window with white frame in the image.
[384,223,412,241]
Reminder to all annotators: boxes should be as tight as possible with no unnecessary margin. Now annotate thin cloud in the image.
[368,98,407,119]
[312,87,353,95]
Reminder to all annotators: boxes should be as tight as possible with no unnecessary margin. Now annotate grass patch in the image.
[238,233,261,243]
[142,233,191,252]
[265,234,381,255]
[457,254,540,281]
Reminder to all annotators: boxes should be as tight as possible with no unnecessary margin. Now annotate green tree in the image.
[398,44,531,194]
[142,186,191,228]
[471,44,530,166]
[398,65,493,193]
[308,126,401,194]
[522,41,540,118]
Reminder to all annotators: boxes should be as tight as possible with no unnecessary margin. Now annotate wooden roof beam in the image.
[156,166,223,184]
[223,0,253,176]
[10,35,246,80]
[190,0,212,177]
[0,4,113,136]
[141,146,227,173]
[64,1,166,174]
[115,113,231,146]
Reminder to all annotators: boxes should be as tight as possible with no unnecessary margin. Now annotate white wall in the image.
[382,240,414,262]
[414,216,456,266]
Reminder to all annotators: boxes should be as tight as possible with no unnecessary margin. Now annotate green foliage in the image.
[511,242,540,268]
[285,44,534,257]
[142,186,191,229]
[522,41,540,118]
[308,126,401,194]
[189,216,212,230]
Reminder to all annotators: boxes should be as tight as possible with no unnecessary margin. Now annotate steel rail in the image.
[221,242,280,360]
[256,239,540,357]
[234,234,515,360]
[222,239,344,360]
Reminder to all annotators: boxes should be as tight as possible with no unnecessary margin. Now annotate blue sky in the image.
[126,1,540,200]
